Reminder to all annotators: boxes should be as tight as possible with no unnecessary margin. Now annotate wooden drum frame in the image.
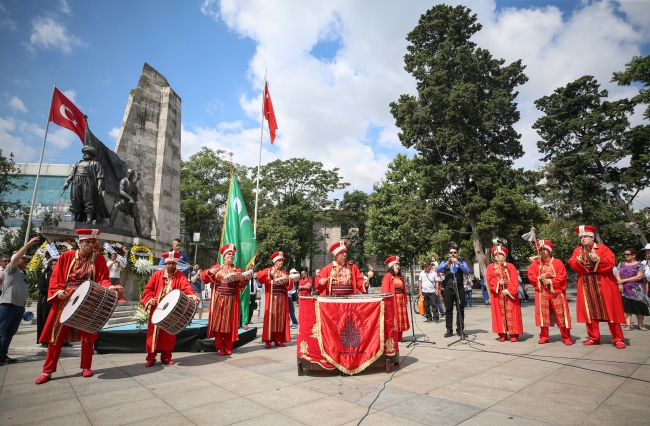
[60,281,119,334]
[151,289,196,335]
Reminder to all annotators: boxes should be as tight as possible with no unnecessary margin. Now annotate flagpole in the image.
[253,69,267,237]
[24,84,56,245]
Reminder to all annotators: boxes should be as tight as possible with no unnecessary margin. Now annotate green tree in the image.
[41,210,60,228]
[0,210,39,257]
[612,54,650,119]
[533,75,648,246]
[180,148,254,248]
[0,150,27,230]
[367,154,434,266]
[389,5,545,274]
[254,158,348,215]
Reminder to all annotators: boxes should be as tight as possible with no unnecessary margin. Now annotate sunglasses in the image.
[624,253,633,256]
[449,251,458,254]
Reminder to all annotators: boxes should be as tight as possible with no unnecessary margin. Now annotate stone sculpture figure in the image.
[63,145,109,223]
[108,169,144,237]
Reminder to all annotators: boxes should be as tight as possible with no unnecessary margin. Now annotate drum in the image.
[60,281,119,334]
[224,272,243,282]
[241,270,253,280]
[152,289,196,335]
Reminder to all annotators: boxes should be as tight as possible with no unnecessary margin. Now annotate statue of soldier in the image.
[108,169,143,237]
[63,145,109,223]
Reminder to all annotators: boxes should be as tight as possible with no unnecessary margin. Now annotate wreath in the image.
[28,240,77,271]
[129,244,154,276]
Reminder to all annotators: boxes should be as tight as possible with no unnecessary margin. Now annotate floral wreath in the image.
[129,243,154,275]
[28,240,77,271]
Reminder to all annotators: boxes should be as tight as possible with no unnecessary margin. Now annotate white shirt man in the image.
[418,262,440,322]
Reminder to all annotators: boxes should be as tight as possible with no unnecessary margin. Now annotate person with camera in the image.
[190,264,204,320]
[436,248,471,337]
[418,261,439,322]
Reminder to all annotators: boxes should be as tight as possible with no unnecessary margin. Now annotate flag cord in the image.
[25,84,56,245]
[253,69,267,237]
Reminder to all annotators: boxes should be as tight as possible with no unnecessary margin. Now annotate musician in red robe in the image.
[567,225,626,348]
[486,245,524,342]
[256,251,293,348]
[201,244,248,355]
[141,251,199,367]
[315,241,367,296]
[527,240,573,345]
[381,256,410,342]
[36,229,120,385]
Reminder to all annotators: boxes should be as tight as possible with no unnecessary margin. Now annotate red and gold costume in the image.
[141,251,196,365]
[201,244,247,355]
[527,240,572,345]
[315,241,367,296]
[567,225,625,347]
[38,229,111,380]
[256,251,292,346]
[486,246,523,341]
[381,256,409,342]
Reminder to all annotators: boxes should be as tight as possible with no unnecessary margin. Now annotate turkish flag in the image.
[317,297,385,374]
[49,87,86,143]
[263,82,278,144]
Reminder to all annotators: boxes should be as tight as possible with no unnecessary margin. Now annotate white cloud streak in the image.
[26,16,85,54]
[8,96,27,113]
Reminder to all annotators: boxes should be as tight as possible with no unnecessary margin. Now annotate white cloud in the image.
[108,127,120,142]
[0,18,17,30]
[8,96,27,113]
[198,0,648,193]
[62,89,77,103]
[59,0,72,16]
[26,16,85,54]
[0,117,37,162]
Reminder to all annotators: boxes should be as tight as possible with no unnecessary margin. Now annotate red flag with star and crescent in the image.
[49,87,86,143]
[263,82,278,144]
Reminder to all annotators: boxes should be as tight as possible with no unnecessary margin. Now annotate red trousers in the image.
[43,339,93,374]
[214,332,233,351]
[586,320,624,343]
[265,332,284,343]
[146,351,172,361]
[540,326,571,340]
[498,333,519,338]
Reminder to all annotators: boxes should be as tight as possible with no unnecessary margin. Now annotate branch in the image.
[435,209,466,221]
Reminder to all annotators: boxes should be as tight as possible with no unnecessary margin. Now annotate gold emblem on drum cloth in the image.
[385,337,396,354]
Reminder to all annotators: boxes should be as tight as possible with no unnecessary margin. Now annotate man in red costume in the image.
[315,241,367,295]
[381,256,410,342]
[36,229,120,384]
[256,251,293,348]
[527,240,572,345]
[141,251,199,367]
[486,246,523,342]
[568,225,626,348]
[201,244,248,355]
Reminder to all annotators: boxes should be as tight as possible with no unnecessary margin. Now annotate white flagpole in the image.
[253,69,267,237]
[24,84,56,245]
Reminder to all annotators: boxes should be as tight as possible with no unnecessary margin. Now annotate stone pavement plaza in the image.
[2,295,650,426]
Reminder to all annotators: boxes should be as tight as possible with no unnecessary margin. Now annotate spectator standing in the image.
[481,277,490,305]
[37,257,58,345]
[190,264,204,320]
[464,274,473,307]
[418,262,439,322]
[107,253,123,287]
[437,249,470,337]
[158,238,190,274]
[642,244,650,295]
[312,269,321,295]
[616,248,649,331]
[0,255,10,295]
[248,277,258,324]
[288,268,299,328]
[298,270,312,296]
[0,237,40,365]
[431,255,445,317]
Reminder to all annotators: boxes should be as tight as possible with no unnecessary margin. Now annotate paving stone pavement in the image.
[2,294,650,425]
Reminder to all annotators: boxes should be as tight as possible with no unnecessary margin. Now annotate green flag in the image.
[219,174,257,325]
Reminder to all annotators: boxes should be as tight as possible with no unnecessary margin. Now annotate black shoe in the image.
[444,331,453,338]
[40,343,48,348]
[424,319,431,322]
[62,343,72,347]
[1,356,17,364]
[434,318,439,323]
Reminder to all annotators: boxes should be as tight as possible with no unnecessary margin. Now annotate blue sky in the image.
[1,0,649,204]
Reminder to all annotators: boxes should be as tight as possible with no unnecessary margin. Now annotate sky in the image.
[1,0,649,207]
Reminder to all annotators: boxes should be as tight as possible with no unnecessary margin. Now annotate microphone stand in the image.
[447,258,483,347]
[406,257,436,348]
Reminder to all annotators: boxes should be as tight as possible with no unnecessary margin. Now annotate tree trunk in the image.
[611,188,649,246]
[468,213,488,277]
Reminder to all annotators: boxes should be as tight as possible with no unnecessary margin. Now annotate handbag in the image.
[418,295,425,315]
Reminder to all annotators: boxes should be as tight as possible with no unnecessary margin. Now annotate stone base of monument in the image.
[42,224,171,302]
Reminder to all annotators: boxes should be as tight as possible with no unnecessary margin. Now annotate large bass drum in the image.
[60,281,119,334]
[152,289,196,335]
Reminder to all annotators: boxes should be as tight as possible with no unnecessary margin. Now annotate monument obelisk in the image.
[113,63,182,244]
